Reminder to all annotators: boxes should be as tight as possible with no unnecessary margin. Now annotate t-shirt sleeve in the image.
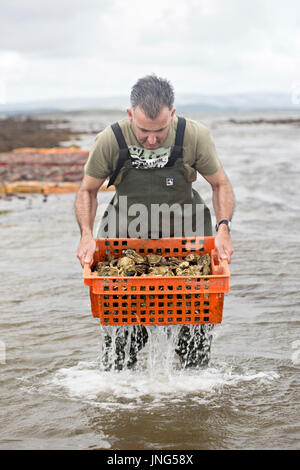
[84,126,119,179]
[194,125,221,176]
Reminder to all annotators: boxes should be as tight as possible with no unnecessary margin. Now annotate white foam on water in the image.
[291,340,300,365]
[48,360,280,407]
[42,327,281,408]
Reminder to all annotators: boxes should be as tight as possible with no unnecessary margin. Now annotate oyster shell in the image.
[198,254,211,266]
[109,258,118,267]
[95,261,110,275]
[175,267,185,276]
[148,266,175,276]
[96,265,119,276]
[145,254,162,265]
[95,261,109,269]
[165,256,181,264]
[105,254,114,263]
[176,264,203,276]
[185,253,201,263]
[117,256,135,269]
[95,250,211,277]
[122,248,145,264]
[178,261,190,269]
[197,254,211,275]
[117,256,136,275]
[134,264,149,275]
[202,265,211,275]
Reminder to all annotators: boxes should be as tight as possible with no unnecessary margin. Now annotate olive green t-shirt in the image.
[84,116,220,185]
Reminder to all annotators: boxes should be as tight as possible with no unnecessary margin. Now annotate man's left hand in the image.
[214,225,234,264]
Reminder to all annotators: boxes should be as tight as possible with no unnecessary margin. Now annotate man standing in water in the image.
[75,74,235,370]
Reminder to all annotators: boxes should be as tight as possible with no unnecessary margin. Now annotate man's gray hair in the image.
[130,74,175,120]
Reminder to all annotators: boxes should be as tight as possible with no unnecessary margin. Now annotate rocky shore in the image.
[0,146,89,183]
[1,114,298,197]
[0,116,112,196]
[0,147,115,196]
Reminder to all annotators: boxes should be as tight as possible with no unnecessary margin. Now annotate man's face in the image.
[127,105,176,150]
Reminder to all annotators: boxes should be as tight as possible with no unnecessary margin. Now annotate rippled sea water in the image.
[0,109,299,450]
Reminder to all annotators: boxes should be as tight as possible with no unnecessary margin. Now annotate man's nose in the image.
[147,134,157,145]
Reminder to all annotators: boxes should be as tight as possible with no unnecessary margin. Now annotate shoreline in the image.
[0,146,89,196]
[0,180,113,197]
[228,117,300,125]
[0,116,94,196]
[0,146,114,198]
[1,113,299,199]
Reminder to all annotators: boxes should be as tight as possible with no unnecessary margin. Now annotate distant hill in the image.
[176,92,297,112]
[0,92,297,116]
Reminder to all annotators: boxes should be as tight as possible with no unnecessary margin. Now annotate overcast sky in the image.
[0,0,299,103]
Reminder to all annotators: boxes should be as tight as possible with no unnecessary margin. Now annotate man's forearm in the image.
[75,189,98,237]
[212,180,235,223]
[203,168,234,262]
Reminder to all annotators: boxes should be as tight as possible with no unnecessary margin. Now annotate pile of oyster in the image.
[94,248,211,277]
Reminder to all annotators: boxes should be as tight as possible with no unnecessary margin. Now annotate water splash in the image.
[46,325,280,407]
[98,324,214,372]
[49,360,280,407]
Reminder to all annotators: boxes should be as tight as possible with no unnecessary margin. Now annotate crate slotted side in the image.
[84,237,230,325]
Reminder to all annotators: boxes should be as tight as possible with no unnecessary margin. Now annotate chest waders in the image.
[99,117,214,371]
[98,117,212,238]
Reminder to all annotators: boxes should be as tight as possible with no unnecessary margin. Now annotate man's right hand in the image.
[75,174,106,268]
[76,235,96,267]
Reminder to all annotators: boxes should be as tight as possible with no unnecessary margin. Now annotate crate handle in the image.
[218,258,229,275]
[83,263,92,277]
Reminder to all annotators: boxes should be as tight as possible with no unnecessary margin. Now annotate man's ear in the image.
[170,108,176,121]
[127,108,133,122]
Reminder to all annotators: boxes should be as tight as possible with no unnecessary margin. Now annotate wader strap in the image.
[108,117,186,186]
[165,117,186,167]
[107,122,130,187]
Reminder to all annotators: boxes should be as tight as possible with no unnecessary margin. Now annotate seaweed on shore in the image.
[0,116,83,152]
[0,209,12,215]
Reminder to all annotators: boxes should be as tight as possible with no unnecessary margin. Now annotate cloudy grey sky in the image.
[0,0,299,103]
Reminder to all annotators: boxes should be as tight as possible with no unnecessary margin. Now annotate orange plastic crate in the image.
[83,236,230,325]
